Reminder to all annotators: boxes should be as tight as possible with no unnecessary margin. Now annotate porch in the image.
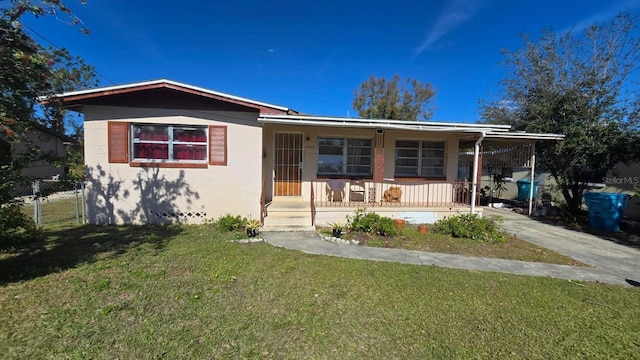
[311,179,472,207]
[310,179,475,226]
[258,114,564,230]
[261,180,475,230]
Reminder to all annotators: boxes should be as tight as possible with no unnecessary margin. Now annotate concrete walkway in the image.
[262,208,640,287]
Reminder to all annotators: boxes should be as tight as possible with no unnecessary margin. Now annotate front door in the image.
[274,132,303,196]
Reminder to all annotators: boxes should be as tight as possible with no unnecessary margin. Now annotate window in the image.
[395,140,445,177]
[107,121,227,167]
[317,137,372,176]
[132,125,207,162]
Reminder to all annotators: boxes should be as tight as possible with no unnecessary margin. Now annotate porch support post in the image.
[373,130,384,183]
[528,142,536,217]
[470,132,486,215]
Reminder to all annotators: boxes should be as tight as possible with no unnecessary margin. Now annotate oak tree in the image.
[1,0,96,238]
[352,75,436,121]
[480,13,640,214]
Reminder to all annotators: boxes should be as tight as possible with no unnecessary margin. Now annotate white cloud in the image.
[414,0,482,56]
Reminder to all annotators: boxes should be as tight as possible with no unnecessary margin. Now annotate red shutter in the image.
[108,121,129,163]
[209,125,227,165]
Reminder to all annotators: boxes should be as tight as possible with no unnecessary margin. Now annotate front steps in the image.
[262,197,315,232]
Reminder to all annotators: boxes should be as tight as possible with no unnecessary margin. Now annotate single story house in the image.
[56,79,564,229]
[2,124,73,180]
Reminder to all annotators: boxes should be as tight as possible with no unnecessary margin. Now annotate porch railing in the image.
[310,182,316,225]
[311,179,474,208]
[260,180,266,225]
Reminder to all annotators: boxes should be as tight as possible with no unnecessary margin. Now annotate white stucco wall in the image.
[83,105,262,224]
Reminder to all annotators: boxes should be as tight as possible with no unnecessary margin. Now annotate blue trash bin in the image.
[516,180,539,201]
[583,192,629,232]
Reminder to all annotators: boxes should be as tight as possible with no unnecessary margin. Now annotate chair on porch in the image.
[349,180,366,202]
[326,179,346,203]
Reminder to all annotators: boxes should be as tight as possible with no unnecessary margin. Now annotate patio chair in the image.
[349,180,366,202]
[326,179,346,202]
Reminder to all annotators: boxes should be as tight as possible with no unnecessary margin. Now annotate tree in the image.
[480,13,640,214]
[1,0,96,239]
[352,75,436,120]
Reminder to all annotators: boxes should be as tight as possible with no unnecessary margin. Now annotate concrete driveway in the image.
[484,207,640,286]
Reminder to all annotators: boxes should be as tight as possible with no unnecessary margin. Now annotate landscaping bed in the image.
[321,225,586,266]
[321,210,587,266]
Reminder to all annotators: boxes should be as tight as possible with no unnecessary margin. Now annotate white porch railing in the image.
[311,179,473,208]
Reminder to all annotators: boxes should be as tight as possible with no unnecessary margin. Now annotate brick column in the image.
[373,131,384,183]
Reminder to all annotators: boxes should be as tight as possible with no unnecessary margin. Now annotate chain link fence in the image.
[9,179,76,198]
[12,180,87,226]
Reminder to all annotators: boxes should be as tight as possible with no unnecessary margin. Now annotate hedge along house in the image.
[56,79,564,228]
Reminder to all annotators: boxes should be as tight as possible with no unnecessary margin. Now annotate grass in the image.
[1,198,639,358]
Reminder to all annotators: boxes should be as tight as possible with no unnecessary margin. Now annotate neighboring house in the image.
[56,79,563,229]
[4,124,73,180]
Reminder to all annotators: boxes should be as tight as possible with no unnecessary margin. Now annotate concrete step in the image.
[267,201,310,212]
[261,224,316,232]
[264,217,312,226]
[265,210,311,218]
[263,198,314,231]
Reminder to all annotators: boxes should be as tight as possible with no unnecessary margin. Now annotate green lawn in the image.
[1,198,638,358]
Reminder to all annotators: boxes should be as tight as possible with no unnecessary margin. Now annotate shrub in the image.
[373,216,396,236]
[0,201,38,243]
[215,214,247,232]
[348,208,379,233]
[432,213,505,243]
[347,208,397,237]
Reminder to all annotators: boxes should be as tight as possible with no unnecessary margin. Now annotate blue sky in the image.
[21,0,640,122]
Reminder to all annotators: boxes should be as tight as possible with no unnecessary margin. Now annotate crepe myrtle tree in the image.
[480,13,640,215]
[1,0,96,237]
[352,74,436,121]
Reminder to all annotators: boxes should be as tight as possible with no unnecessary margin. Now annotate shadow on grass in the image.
[0,224,183,285]
[626,278,640,287]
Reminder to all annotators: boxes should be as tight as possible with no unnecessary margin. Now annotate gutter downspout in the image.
[470,132,486,215]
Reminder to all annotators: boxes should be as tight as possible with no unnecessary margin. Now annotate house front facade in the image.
[57,80,563,228]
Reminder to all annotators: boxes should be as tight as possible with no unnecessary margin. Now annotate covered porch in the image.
[258,114,563,229]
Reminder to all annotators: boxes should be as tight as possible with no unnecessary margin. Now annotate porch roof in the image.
[258,114,564,142]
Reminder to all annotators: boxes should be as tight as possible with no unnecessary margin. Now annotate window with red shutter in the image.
[110,122,225,168]
[108,121,129,163]
[208,125,227,166]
